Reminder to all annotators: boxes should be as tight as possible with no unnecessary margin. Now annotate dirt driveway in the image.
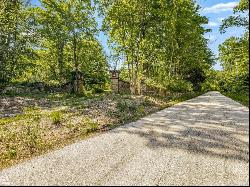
[0,91,249,186]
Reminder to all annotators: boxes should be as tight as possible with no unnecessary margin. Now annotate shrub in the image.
[201,81,220,92]
[137,105,145,116]
[23,124,42,154]
[117,100,137,113]
[93,86,105,94]
[8,148,17,158]
[84,118,99,133]
[0,82,7,92]
[51,111,63,125]
[116,100,129,112]
[167,80,193,93]
[202,70,249,94]
[142,97,153,106]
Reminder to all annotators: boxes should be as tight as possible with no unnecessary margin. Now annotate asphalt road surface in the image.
[0,91,249,186]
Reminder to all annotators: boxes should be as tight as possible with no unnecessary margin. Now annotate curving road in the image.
[0,91,249,186]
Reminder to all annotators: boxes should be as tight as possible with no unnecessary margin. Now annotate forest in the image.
[0,0,248,98]
[0,0,249,169]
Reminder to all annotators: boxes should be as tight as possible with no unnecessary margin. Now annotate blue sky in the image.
[197,0,245,70]
[31,0,245,70]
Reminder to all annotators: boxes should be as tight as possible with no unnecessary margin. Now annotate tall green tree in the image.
[0,0,36,83]
[220,0,249,33]
[34,0,99,93]
[219,0,249,93]
[34,0,70,82]
[98,0,214,94]
[64,0,97,93]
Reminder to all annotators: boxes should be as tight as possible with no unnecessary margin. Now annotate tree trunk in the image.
[57,42,64,82]
[73,35,79,93]
[130,47,136,95]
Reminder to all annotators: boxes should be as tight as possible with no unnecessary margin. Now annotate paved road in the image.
[0,92,249,186]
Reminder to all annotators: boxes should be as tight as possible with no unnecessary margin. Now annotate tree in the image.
[0,0,36,83]
[34,0,99,93]
[64,0,97,93]
[219,0,249,93]
[98,0,214,94]
[220,0,249,33]
[34,0,70,82]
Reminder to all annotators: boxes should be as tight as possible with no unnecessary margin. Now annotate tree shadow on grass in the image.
[0,92,142,118]
[0,92,103,118]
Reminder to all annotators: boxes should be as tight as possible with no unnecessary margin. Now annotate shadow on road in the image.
[111,93,249,163]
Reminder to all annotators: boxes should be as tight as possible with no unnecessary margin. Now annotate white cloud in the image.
[205,35,217,41]
[203,2,238,13]
[218,17,225,22]
[207,21,219,27]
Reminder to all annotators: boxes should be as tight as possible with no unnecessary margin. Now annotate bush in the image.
[142,97,153,106]
[85,120,99,133]
[93,86,105,94]
[0,82,7,92]
[51,111,63,125]
[23,124,41,154]
[167,80,193,93]
[201,81,220,92]
[223,92,249,107]
[117,100,129,112]
[117,100,137,113]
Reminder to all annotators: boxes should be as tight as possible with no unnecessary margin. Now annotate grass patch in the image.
[114,99,146,124]
[0,107,42,126]
[51,111,64,126]
[85,118,99,133]
[223,92,249,107]
[0,91,202,170]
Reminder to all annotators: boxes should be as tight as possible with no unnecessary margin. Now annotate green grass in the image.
[0,91,202,170]
[223,92,249,107]
[50,111,64,125]
[0,107,42,126]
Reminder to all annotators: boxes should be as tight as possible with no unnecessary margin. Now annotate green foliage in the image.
[98,0,214,94]
[141,97,153,107]
[167,80,193,93]
[117,100,137,113]
[220,0,249,33]
[1,0,246,98]
[201,70,220,92]
[223,92,249,107]
[0,0,217,95]
[201,69,249,97]
[84,118,99,133]
[0,0,36,83]
[8,148,17,159]
[92,86,105,94]
[50,111,63,125]
[0,0,109,94]
[215,0,249,99]
[115,99,146,123]
[219,34,249,76]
